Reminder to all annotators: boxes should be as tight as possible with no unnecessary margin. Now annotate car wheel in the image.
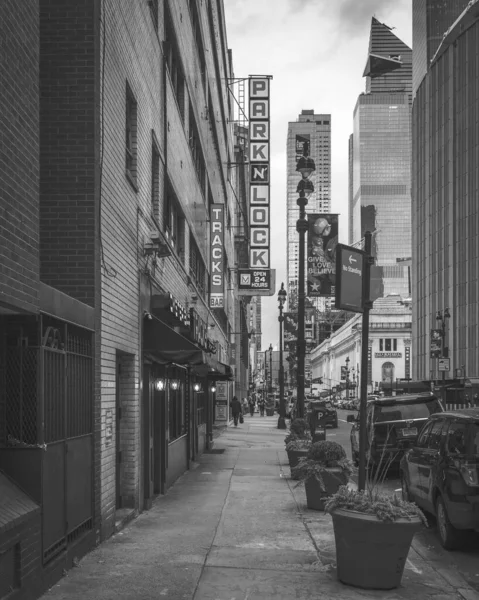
[400,473,412,502]
[436,495,463,550]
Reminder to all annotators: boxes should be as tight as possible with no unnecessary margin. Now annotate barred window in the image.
[189,233,206,297]
[125,83,137,186]
[165,6,186,122]
[164,180,185,261]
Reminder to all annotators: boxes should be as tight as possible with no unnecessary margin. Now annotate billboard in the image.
[210,204,224,308]
[249,76,271,270]
[284,312,298,344]
[307,213,339,297]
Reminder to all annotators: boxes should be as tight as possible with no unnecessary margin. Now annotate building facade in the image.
[412,1,479,386]
[350,18,413,299]
[286,110,332,308]
[412,0,470,96]
[0,1,242,598]
[310,295,413,397]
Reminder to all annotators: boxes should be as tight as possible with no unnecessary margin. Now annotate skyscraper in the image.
[286,110,331,309]
[350,18,412,299]
[412,0,470,96]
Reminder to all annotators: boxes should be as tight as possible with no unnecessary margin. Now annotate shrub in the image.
[307,441,346,466]
[324,485,428,525]
[285,438,311,453]
[284,430,310,447]
[290,418,309,436]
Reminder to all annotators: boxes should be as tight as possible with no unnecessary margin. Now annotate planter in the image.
[287,449,309,474]
[304,469,348,511]
[266,408,274,416]
[331,508,422,589]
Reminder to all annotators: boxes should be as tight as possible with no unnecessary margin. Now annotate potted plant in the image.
[289,417,309,437]
[324,440,428,590]
[285,438,311,472]
[292,441,352,510]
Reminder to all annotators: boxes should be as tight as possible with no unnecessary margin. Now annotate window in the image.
[426,421,444,450]
[149,0,158,31]
[151,136,160,216]
[417,422,433,448]
[189,233,206,297]
[379,339,383,351]
[381,362,394,383]
[447,422,467,455]
[385,339,392,351]
[165,7,186,122]
[188,103,207,194]
[163,181,185,260]
[125,83,137,185]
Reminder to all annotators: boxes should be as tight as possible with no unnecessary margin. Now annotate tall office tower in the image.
[412,0,470,96]
[350,18,412,299]
[286,110,331,309]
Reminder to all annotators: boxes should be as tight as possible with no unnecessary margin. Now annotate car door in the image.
[404,422,434,502]
[418,419,445,512]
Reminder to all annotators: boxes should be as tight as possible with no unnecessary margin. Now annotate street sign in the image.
[438,358,450,372]
[237,268,275,296]
[335,244,366,312]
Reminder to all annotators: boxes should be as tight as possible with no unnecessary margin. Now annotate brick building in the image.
[0,0,242,598]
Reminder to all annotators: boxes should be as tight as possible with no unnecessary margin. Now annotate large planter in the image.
[304,469,348,511]
[331,508,422,589]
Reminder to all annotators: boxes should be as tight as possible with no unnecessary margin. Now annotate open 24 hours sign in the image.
[238,269,271,292]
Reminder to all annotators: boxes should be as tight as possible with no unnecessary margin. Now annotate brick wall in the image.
[0,0,40,314]
[39,0,99,308]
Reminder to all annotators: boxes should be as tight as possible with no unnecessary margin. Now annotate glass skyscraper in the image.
[350,18,412,299]
[286,110,331,310]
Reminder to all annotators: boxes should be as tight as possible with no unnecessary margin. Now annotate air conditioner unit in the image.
[150,230,162,243]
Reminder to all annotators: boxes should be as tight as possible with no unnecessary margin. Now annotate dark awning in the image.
[192,355,233,380]
[143,315,204,365]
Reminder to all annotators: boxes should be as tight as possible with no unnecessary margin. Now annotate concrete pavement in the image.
[41,415,479,599]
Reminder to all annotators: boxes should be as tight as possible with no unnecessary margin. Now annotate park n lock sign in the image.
[249,76,271,270]
[335,243,366,313]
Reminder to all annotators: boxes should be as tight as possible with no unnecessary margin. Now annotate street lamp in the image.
[296,141,316,418]
[269,343,273,394]
[345,356,350,400]
[436,307,451,407]
[277,282,287,429]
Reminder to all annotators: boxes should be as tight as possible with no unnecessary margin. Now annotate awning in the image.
[143,315,204,365]
[192,356,233,380]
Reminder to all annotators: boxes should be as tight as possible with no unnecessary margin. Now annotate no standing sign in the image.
[335,244,366,313]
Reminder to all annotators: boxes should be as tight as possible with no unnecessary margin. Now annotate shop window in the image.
[169,379,186,441]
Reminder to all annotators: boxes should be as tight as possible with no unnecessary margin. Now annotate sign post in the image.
[335,233,373,492]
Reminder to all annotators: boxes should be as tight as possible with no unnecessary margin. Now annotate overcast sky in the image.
[224,0,412,351]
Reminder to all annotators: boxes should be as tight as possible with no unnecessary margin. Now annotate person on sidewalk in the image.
[242,397,248,415]
[231,396,242,427]
[248,396,255,417]
[258,397,265,416]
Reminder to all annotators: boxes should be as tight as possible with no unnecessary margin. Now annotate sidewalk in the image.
[41,416,479,600]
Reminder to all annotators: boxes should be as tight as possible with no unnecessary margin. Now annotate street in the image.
[332,408,479,592]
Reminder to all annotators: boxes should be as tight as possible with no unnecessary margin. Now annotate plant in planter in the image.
[291,441,352,509]
[289,418,309,437]
[324,431,428,590]
[284,429,310,448]
[285,437,311,473]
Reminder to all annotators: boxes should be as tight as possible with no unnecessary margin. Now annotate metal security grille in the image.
[5,347,38,445]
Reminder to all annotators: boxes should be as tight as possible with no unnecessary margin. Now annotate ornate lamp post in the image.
[296,141,315,418]
[269,343,273,394]
[436,307,451,407]
[277,282,287,429]
[345,356,350,400]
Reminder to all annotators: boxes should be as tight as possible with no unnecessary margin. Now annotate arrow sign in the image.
[348,254,357,265]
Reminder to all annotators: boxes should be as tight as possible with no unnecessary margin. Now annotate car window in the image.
[447,422,467,455]
[416,422,433,448]
[426,421,444,450]
[373,398,442,422]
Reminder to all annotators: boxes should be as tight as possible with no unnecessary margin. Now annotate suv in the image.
[348,394,443,468]
[400,409,479,549]
[307,399,338,430]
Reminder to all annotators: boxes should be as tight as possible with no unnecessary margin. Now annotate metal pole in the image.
[296,193,308,419]
[278,304,286,428]
[442,319,446,408]
[358,231,372,492]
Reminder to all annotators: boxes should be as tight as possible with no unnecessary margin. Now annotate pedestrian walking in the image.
[258,397,265,416]
[248,396,255,417]
[231,396,242,427]
[242,397,248,415]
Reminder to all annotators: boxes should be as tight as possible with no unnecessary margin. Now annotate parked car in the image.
[400,408,479,549]
[348,393,444,468]
[307,399,338,429]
